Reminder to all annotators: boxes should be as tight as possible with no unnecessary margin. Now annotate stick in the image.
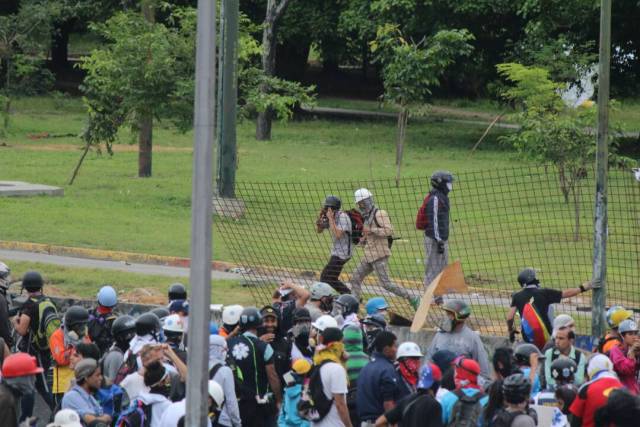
[470,113,504,154]
[68,142,91,185]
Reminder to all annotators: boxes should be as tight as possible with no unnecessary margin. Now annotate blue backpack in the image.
[115,399,152,427]
[96,384,128,420]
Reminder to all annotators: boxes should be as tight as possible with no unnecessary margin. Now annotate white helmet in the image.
[222,305,243,325]
[397,342,423,359]
[312,315,338,332]
[162,314,184,333]
[354,188,372,203]
[208,380,225,411]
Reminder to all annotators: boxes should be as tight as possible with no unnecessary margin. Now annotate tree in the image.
[497,63,632,241]
[371,24,473,185]
[255,0,291,140]
[78,6,195,178]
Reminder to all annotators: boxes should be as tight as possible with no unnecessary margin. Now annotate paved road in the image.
[0,249,241,280]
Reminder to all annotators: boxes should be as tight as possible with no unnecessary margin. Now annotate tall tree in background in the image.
[255,0,291,140]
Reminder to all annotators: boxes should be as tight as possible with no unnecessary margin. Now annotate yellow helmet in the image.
[606,306,633,329]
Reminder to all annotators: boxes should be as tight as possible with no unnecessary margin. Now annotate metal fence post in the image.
[186,0,216,425]
[591,0,612,339]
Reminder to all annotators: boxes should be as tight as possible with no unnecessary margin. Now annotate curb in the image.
[0,240,237,273]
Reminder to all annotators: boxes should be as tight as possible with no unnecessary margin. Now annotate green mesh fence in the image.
[213,165,640,336]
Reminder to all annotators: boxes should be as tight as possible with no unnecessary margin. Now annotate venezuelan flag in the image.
[521,300,550,349]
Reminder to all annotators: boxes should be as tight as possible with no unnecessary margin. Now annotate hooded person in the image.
[289,308,314,362]
[208,335,241,427]
[439,357,489,425]
[278,359,312,427]
[138,361,173,427]
[0,352,43,427]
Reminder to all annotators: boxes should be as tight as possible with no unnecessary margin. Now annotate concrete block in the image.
[0,181,63,197]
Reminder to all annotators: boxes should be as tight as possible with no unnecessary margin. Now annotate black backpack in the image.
[114,351,138,385]
[115,399,152,427]
[298,360,335,421]
[489,408,538,427]
[88,310,117,354]
[448,390,485,427]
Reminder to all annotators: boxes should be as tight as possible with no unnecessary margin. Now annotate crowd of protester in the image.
[2,259,640,427]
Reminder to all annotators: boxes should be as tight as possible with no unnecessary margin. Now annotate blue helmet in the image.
[97,285,118,307]
[209,321,219,335]
[365,297,389,315]
[417,363,441,390]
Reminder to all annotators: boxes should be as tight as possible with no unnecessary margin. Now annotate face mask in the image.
[4,375,36,397]
[438,315,454,333]
[330,304,343,318]
[151,382,172,398]
[292,323,311,339]
[446,183,453,191]
[320,298,333,313]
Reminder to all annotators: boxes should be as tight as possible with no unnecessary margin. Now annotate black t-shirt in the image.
[510,287,563,334]
[273,300,296,337]
[384,392,443,427]
[19,298,39,335]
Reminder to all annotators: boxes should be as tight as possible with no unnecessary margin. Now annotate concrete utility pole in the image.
[216,0,239,198]
[186,0,216,425]
[592,0,611,340]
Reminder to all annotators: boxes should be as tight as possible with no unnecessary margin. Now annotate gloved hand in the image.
[437,241,445,254]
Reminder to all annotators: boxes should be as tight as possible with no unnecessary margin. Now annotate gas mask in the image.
[292,322,311,342]
[358,198,374,216]
[438,315,455,333]
[320,297,333,313]
[68,323,87,341]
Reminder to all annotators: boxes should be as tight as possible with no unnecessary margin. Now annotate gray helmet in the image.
[65,306,89,327]
[324,195,341,210]
[442,299,471,320]
[514,343,544,366]
[502,373,531,404]
[310,282,338,300]
[335,294,359,316]
[431,171,454,190]
[518,268,539,286]
[0,262,10,290]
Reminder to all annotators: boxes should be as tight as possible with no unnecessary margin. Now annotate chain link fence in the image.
[214,165,640,336]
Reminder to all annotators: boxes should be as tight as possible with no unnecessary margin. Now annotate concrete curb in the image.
[0,240,236,273]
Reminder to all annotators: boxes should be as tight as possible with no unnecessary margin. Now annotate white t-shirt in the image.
[311,362,348,427]
[159,400,212,427]
[120,372,149,401]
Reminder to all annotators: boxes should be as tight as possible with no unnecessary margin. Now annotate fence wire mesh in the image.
[214,165,640,336]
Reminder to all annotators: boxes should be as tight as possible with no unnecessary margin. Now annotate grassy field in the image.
[7,261,249,306]
[1,96,638,324]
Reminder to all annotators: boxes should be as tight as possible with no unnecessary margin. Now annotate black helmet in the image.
[112,315,136,338]
[324,195,341,210]
[430,171,454,190]
[65,306,89,327]
[335,294,359,316]
[517,268,539,286]
[136,312,161,336]
[22,271,44,292]
[550,356,577,384]
[441,300,471,320]
[502,373,531,404]
[151,307,170,320]
[293,308,312,324]
[514,343,544,366]
[362,314,387,330]
[168,283,187,301]
[240,307,262,329]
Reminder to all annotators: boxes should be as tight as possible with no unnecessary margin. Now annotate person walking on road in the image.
[416,171,453,288]
[317,196,353,295]
[349,188,417,307]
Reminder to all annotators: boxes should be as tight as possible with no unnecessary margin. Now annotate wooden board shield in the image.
[410,260,467,333]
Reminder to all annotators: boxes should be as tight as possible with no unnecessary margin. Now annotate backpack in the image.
[222,354,246,401]
[115,399,152,427]
[32,296,61,351]
[416,194,432,230]
[489,408,537,427]
[114,351,138,385]
[88,310,117,354]
[96,384,128,419]
[448,389,485,427]
[297,360,335,421]
[596,333,622,355]
[372,209,395,249]
[345,209,364,245]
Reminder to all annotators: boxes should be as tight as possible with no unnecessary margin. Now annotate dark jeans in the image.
[20,350,54,422]
[320,255,351,294]
[238,399,277,427]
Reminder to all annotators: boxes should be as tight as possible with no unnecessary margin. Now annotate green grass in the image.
[612,98,640,132]
[7,261,249,306]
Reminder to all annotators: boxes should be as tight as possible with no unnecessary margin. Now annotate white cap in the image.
[208,380,225,410]
[222,305,243,325]
[397,342,423,358]
[46,409,83,427]
[312,315,338,332]
[162,314,184,333]
[354,188,372,203]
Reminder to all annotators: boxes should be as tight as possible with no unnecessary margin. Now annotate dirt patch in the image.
[118,288,167,305]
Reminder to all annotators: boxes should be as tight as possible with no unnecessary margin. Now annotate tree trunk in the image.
[256,0,291,141]
[68,141,91,185]
[395,107,409,187]
[558,165,570,203]
[138,114,153,177]
[51,21,72,71]
[572,180,581,242]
